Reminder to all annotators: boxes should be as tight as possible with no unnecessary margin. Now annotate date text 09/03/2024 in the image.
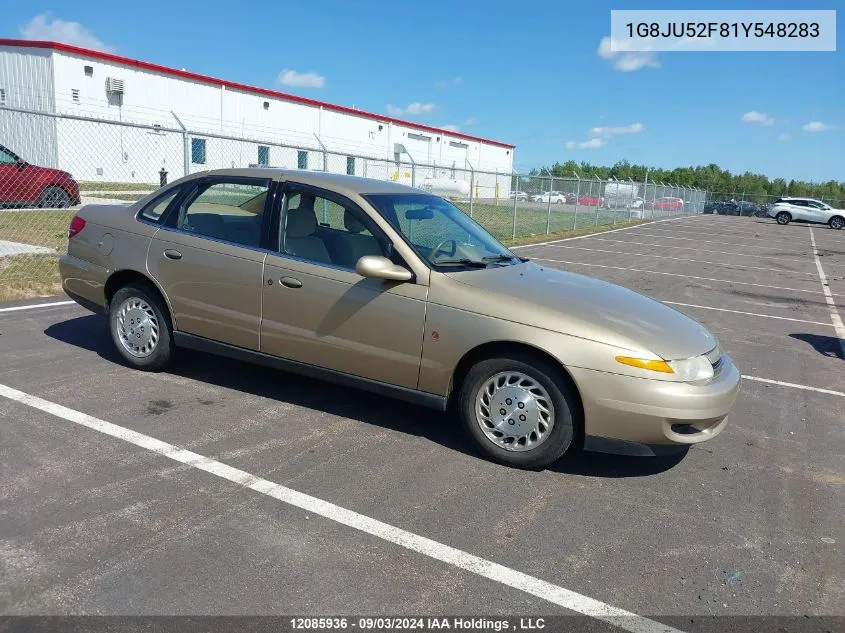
[290,617,547,630]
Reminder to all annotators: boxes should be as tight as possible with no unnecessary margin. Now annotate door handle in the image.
[280,277,302,289]
[164,249,182,260]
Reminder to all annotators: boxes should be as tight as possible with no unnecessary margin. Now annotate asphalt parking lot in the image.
[1,215,843,630]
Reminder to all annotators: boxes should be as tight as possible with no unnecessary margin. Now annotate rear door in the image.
[147,175,275,350]
[788,199,811,221]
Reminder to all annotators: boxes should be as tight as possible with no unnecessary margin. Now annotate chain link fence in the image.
[1,106,698,299]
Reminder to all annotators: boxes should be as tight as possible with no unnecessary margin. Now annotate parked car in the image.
[577,194,605,207]
[767,197,845,229]
[532,191,567,204]
[645,197,684,211]
[629,197,644,209]
[703,200,718,214]
[0,144,81,208]
[735,201,760,216]
[60,169,740,469]
[509,190,529,201]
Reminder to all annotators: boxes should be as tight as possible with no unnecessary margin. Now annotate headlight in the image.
[668,355,714,382]
[615,354,714,381]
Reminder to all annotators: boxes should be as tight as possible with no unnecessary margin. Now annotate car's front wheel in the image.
[829,216,845,230]
[459,356,579,469]
[109,283,173,371]
[776,211,791,225]
[37,186,71,208]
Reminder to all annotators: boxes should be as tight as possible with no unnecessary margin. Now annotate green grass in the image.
[78,181,158,192]
[87,193,146,202]
[0,210,73,302]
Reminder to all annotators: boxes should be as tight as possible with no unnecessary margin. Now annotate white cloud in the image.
[566,138,605,150]
[386,102,436,116]
[435,76,463,89]
[463,116,478,126]
[597,36,660,72]
[741,111,775,126]
[440,124,460,132]
[590,122,645,137]
[20,13,114,52]
[778,133,791,141]
[277,69,325,88]
[802,121,838,132]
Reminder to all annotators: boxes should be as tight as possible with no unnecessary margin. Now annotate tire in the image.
[37,186,71,208]
[459,356,579,469]
[776,211,791,225]
[829,216,845,230]
[109,283,173,371]
[556,199,563,205]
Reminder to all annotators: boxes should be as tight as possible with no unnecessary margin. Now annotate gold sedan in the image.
[60,169,740,468]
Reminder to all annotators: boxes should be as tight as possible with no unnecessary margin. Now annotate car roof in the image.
[191,168,428,196]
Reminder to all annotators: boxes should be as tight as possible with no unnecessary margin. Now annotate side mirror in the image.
[16,159,26,171]
[355,255,412,282]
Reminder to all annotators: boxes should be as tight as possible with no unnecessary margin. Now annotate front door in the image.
[147,176,274,350]
[260,185,428,389]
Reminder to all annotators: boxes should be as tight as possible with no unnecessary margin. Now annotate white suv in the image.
[768,197,845,230]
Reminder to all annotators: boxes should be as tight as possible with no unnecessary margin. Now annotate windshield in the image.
[364,193,517,269]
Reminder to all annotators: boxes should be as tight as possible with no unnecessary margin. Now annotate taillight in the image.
[68,216,86,238]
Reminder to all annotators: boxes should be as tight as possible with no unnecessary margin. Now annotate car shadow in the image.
[789,333,843,359]
[45,314,689,478]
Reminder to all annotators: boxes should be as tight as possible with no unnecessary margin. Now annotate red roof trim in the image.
[0,38,515,149]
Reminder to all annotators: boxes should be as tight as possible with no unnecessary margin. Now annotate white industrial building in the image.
[0,39,515,195]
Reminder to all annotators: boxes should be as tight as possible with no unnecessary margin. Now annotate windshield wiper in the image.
[482,255,517,263]
[432,258,489,268]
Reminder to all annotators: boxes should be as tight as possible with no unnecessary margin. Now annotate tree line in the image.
[529,160,845,201]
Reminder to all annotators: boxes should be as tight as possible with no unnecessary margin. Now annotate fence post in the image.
[593,176,601,226]
[572,172,581,231]
[512,173,519,239]
[171,111,189,177]
[546,175,554,234]
[469,167,475,218]
[628,177,635,222]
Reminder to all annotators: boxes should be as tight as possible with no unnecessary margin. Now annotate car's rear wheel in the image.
[37,186,71,208]
[829,216,845,230]
[556,199,563,204]
[776,211,791,225]
[109,283,173,371]
[459,356,578,469]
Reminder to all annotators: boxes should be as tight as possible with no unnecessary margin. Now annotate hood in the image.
[441,261,716,360]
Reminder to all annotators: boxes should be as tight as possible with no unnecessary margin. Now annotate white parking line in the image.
[808,227,845,359]
[741,375,845,398]
[639,224,805,245]
[530,257,829,296]
[523,244,817,276]
[580,237,811,265]
[0,382,684,633]
[0,300,75,313]
[663,301,834,327]
[620,231,798,251]
[510,214,700,249]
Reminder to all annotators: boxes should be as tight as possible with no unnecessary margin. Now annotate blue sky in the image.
[5,0,844,181]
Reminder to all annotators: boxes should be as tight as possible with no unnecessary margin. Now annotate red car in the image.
[0,145,81,208]
[645,197,684,211]
[577,194,605,207]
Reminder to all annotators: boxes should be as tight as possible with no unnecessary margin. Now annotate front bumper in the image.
[569,356,741,445]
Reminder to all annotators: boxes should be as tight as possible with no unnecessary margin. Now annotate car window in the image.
[808,201,828,210]
[139,189,180,223]
[280,188,389,269]
[791,200,808,207]
[365,193,515,269]
[174,179,270,248]
[0,148,17,164]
